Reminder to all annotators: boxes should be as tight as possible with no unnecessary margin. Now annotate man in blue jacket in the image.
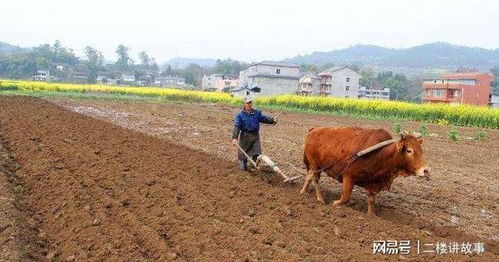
[232,97,277,171]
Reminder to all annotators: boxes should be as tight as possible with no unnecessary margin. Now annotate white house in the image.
[358,86,390,100]
[318,66,360,98]
[122,74,136,82]
[33,70,50,81]
[237,61,300,96]
[154,76,186,87]
[491,95,499,108]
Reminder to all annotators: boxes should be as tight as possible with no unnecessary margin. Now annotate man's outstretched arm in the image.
[259,112,277,125]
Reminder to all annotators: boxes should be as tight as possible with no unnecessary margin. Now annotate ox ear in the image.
[412,132,422,139]
[399,132,407,140]
[412,132,423,144]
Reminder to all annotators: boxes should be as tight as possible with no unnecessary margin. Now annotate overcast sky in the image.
[2,0,498,63]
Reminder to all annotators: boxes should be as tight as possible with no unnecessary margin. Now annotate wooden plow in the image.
[236,144,303,183]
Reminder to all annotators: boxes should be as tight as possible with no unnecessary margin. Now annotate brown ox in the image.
[302,126,430,215]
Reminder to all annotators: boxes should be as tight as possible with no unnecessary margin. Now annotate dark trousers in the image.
[237,131,261,170]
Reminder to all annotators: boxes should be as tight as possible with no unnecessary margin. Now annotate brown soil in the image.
[52,98,499,242]
[0,127,46,261]
[0,96,497,261]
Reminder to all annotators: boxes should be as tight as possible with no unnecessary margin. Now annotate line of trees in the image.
[0,41,161,85]
[0,41,78,79]
[359,68,423,102]
[170,59,249,87]
[0,41,248,87]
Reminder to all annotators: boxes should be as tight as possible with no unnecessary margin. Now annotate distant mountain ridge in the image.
[0,41,26,55]
[2,40,499,73]
[283,42,499,70]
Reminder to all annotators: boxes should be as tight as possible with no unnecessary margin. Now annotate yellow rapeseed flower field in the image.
[258,95,499,128]
[0,80,240,104]
[1,80,498,128]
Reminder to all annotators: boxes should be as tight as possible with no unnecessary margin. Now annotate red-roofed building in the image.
[422,72,493,106]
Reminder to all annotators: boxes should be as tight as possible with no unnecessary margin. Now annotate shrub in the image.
[394,122,402,134]
[474,131,487,141]
[418,124,429,136]
[449,129,459,142]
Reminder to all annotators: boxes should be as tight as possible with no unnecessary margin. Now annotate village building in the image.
[318,66,360,98]
[32,70,50,81]
[358,86,390,100]
[297,72,320,96]
[154,76,186,87]
[201,74,239,92]
[422,72,493,105]
[237,61,300,96]
[491,95,499,108]
[121,74,136,83]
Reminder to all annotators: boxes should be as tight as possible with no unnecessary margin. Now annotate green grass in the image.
[474,131,487,141]
[0,89,170,102]
[418,124,429,136]
[449,129,459,142]
[393,122,402,133]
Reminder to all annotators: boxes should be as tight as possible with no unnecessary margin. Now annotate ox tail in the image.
[303,127,316,171]
[302,127,320,171]
[303,152,310,171]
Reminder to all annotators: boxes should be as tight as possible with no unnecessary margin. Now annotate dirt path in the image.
[0,96,497,261]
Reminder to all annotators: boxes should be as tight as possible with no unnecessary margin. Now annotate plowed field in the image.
[0,96,497,261]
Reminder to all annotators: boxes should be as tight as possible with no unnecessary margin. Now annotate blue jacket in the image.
[232,109,275,139]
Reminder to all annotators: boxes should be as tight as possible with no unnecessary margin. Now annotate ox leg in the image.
[367,193,376,216]
[300,170,315,194]
[333,176,353,206]
[312,174,325,204]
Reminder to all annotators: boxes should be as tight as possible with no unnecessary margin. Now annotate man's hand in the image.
[232,138,238,146]
[273,117,278,125]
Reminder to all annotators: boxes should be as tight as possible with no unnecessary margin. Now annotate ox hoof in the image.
[332,200,343,206]
[317,198,326,204]
[367,211,377,216]
[300,189,306,195]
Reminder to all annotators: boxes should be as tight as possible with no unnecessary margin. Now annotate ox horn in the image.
[412,132,422,138]
[399,131,408,140]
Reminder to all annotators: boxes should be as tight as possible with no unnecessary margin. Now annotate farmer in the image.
[232,97,277,171]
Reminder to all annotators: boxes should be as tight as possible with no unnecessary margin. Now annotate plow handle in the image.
[235,143,258,168]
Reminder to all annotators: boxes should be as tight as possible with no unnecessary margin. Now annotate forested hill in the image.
[283,42,499,70]
[0,42,26,55]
